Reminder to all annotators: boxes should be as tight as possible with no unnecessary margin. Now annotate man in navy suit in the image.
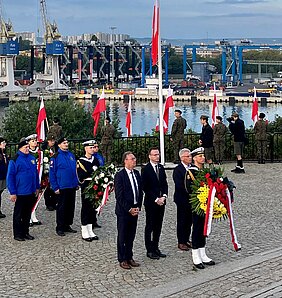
[142,147,168,260]
[114,151,143,270]
[172,148,193,251]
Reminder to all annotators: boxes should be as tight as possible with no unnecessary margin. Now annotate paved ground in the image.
[0,162,282,298]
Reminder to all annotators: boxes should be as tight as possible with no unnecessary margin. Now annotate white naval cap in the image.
[191,147,205,158]
[82,140,98,147]
[26,134,37,141]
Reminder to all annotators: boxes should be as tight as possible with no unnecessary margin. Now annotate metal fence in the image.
[5,132,282,165]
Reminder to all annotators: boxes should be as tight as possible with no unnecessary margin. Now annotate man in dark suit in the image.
[172,148,193,251]
[142,147,168,260]
[114,151,143,270]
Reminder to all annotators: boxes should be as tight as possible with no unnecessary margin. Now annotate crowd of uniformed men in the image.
[0,110,268,270]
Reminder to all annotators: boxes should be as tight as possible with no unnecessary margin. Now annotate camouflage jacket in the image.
[213,123,228,143]
[254,120,268,141]
[171,117,187,140]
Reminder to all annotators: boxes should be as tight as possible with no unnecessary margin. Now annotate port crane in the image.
[30,0,68,91]
[0,0,24,93]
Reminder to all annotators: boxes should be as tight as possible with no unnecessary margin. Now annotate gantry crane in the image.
[0,0,24,93]
[29,0,68,91]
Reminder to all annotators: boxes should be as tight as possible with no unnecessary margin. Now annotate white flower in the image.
[92,166,98,171]
[103,184,107,189]
[43,157,49,163]
[95,177,99,183]
[100,173,105,178]
[104,177,109,183]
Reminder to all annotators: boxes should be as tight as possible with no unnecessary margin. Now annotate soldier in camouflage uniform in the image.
[101,117,115,163]
[48,117,63,142]
[254,113,268,164]
[213,116,228,164]
[170,110,187,163]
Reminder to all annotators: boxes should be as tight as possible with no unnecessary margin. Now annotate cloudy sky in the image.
[2,0,282,39]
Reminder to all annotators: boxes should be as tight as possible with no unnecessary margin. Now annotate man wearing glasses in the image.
[49,137,79,237]
[173,148,193,251]
[142,147,168,260]
[114,151,143,269]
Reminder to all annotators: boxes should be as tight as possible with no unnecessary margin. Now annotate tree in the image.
[1,99,93,142]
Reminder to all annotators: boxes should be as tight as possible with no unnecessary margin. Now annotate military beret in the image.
[191,147,205,158]
[18,139,29,149]
[57,137,68,145]
[259,112,266,119]
[26,134,37,141]
[82,140,98,147]
[174,109,182,114]
[47,134,55,141]
[231,112,239,117]
[216,116,222,121]
[0,137,6,144]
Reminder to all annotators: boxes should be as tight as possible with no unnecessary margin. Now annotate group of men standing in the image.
[114,146,214,270]
[170,108,269,174]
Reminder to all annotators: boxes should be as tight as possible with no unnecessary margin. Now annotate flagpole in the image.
[157,0,165,165]
[129,95,132,136]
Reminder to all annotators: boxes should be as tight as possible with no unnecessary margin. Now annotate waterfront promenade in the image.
[0,162,281,297]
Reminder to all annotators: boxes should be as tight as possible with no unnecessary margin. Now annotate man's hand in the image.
[55,189,60,195]
[156,197,165,206]
[199,140,203,145]
[129,207,139,216]
[10,195,17,202]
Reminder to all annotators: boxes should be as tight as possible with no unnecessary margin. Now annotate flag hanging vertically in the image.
[163,87,174,133]
[92,89,106,136]
[252,87,259,124]
[126,95,132,137]
[151,0,159,66]
[36,96,47,142]
[211,83,219,128]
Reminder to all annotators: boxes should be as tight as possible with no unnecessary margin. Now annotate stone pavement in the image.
[0,162,281,298]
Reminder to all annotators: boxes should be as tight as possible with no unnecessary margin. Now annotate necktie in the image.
[155,164,159,180]
[131,171,139,204]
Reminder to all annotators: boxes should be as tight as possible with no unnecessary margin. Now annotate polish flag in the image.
[211,84,219,128]
[252,87,259,124]
[151,0,159,66]
[163,87,174,133]
[126,96,132,137]
[36,97,47,142]
[92,89,106,136]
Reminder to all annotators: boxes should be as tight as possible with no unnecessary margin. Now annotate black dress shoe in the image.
[24,234,35,240]
[155,249,166,258]
[56,230,66,236]
[93,223,101,228]
[46,206,55,211]
[91,235,99,241]
[32,221,42,226]
[82,237,92,242]
[65,227,77,233]
[203,260,215,266]
[0,212,6,218]
[147,252,160,260]
[193,263,205,270]
[29,222,34,227]
[14,236,25,241]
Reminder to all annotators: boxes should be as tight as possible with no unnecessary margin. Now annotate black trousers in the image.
[56,188,76,232]
[144,204,165,252]
[117,214,138,263]
[81,194,97,226]
[175,201,192,244]
[192,213,206,249]
[13,194,37,238]
[44,186,57,209]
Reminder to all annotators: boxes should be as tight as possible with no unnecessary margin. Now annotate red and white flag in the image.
[125,96,132,137]
[252,87,259,124]
[163,87,174,133]
[92,89,106,136]
[151,0,159,66]
[211,83,219,128]
[36,97,47,142]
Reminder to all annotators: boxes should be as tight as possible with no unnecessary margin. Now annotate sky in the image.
[2,0,282,40]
